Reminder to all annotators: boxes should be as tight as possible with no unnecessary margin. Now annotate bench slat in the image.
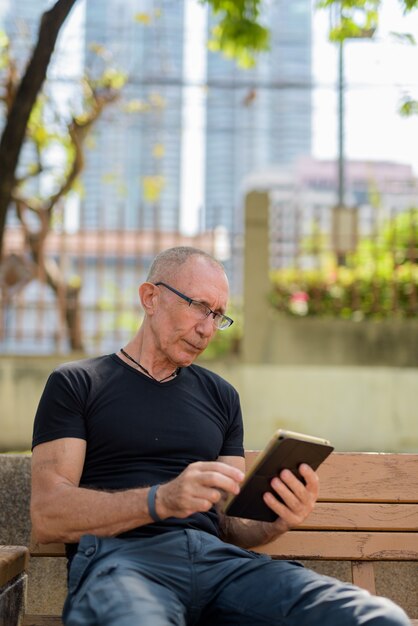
[301,502,418,531]
[245,452,418,502]
[31,542,66,557]
[23,617,63,626]
[254,531,418,560]
[31,502,418,558]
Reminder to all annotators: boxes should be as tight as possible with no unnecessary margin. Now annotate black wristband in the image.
[147,484,162,522]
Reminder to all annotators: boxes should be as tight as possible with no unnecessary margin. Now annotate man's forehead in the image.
[174,257,229,297]
[178,257,226,282]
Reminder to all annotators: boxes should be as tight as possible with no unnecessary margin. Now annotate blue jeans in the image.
[63,531,410,626]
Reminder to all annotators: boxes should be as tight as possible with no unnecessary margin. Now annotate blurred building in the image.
[80,0,312,236]
[245,156,418,268]
[0,0,48,66]
[204,0,312,233]
[81,0,185,231]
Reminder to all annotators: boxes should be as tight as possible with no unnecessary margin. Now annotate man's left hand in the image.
[263,463,319,535]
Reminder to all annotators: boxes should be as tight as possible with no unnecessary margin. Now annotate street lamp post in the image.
[331,7,375,264]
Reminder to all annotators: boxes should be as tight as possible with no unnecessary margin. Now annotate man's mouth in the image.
[184,340,205,352]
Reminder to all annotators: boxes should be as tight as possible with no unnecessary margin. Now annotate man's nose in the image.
[195,314,216,337]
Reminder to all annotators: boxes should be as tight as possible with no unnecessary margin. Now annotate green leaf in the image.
[206,0,269,67]
[99,68,127,90]
[142,175,165,202]
[122,99,150,113]
[134,12,152,25]
[319,0,379,42]
[399,97,418,117]
[0,30,9,49]
[390,31,416,45]
[403,0,418,11]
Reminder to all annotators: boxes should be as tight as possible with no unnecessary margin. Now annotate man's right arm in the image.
[31,438,244,544]
[31,438,157,543]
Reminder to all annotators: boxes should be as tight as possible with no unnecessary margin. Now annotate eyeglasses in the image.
[154,282,234,330]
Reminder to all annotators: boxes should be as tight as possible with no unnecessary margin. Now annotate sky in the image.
[312,0,418,173]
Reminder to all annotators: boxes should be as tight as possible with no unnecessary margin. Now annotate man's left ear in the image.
[139,282,158,315]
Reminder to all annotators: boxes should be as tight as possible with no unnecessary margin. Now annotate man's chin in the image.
[177,344,206,365]
[184,340,207,354]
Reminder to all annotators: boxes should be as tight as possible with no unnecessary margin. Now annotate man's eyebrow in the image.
[193,296,226,315]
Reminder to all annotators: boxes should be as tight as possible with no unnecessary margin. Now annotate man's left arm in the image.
[216,455,319,549]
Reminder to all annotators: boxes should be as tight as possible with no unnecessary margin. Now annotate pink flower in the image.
[289,291,309,316]
[291,291,309,302]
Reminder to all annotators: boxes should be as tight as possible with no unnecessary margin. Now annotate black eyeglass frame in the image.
[154,281,234,330]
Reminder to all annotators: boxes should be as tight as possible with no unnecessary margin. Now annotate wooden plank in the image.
[0,545,29,587]
[23,617,63,626]
[253,531,418,560]
[30,542,66,557]
[30,502,418,557]
[245,452,418,502]
[351,561,376,594]
[300,502,418,531]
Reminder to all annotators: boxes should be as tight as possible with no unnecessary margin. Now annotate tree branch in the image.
[46,86,120,212]
[0,0,78,258]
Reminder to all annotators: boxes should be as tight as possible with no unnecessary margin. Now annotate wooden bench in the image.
[1,452,418,625]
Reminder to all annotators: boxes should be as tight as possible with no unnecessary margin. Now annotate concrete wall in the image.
[212,362,418,452]
[0,356,65,451]
[0,355,417,453]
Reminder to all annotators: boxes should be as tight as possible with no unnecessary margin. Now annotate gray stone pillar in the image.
[242,191,271,363]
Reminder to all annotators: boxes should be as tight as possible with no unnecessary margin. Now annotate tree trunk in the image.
[64,284,83,350]
[0,0,78,259]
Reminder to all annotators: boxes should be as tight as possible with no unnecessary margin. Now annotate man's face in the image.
[150,257,230,367]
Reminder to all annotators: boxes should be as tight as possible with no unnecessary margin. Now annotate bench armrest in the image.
[0,545,30,626]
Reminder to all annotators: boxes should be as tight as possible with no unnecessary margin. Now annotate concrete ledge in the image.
[260,317,418,367]
[0,456,31,546]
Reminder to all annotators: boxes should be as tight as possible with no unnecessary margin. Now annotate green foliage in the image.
[317,0,380,41]
[270,209,418,320]
[205,0,270,67]
[403,0,418,10]
[390,32,416,45]
[0,30,9,71]
[381,207,418,263]
[27,97,61,151]
[271,264,418,320]
[400,97,418,117]
[91,67,127,91]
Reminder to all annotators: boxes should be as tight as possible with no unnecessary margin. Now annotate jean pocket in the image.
[68,552,94,595]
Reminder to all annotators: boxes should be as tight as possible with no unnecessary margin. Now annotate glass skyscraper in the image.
[204,0,312,233]
[81,0,185,231]
[80,0,312,235]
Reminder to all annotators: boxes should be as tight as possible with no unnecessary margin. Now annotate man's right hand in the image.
[156,461,244,519]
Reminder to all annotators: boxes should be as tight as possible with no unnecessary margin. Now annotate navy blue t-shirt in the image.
[32,354,244,557]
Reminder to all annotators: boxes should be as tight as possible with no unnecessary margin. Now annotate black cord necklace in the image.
[120,348,180,383]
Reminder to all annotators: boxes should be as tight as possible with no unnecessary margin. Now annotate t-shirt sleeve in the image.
[32,368,88,449]
[219,387,244,457]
